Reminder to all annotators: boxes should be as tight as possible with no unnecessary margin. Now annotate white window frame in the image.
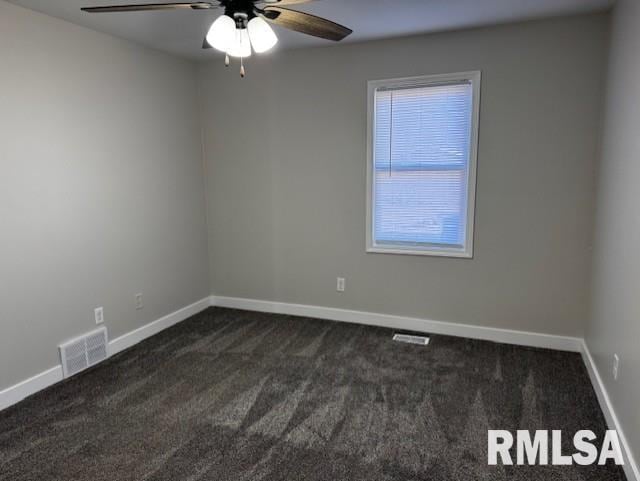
[366,71,481,258]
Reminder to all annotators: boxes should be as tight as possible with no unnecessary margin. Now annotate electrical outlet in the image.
[94,307,104,325]
[613,354,620,380]
[336,277,346,292]
[135,293,143,310]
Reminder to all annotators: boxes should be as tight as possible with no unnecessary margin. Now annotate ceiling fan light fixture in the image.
[82,2,353,79]
[247,16,278,53]
[227,28,252,58]
[206,14,236,52]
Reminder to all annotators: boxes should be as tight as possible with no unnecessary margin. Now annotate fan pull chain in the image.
[225,54,230,67]
[238,24,246,78]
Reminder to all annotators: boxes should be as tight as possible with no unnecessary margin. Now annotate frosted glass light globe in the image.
[248,16,278,53]
[206,15,236,52]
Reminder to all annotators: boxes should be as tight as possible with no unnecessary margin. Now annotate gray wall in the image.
[199,14,608,337]
[587,0,640,464]
[0,1,209,390]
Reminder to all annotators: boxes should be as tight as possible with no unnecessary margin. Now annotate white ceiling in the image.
[8,0,614,60]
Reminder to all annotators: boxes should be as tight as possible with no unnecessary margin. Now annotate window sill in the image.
[366,246,473,259]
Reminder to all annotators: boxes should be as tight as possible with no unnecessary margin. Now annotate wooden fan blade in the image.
[263,6,351,41]
[81,2,217,13]
[259,0,314,5]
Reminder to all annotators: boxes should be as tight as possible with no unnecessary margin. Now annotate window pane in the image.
[375,169,466,246]
[373,81,473,249]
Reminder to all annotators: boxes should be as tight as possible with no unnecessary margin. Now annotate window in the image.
[366,72,481,257]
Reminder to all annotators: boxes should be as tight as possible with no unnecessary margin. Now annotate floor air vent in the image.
[59,327,109,378]
[393,333,430,346]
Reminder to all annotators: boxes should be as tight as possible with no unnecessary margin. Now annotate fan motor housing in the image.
[221,0,261,19]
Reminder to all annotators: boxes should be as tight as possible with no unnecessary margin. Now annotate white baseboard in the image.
[0,366,63,412]
[581,341,639,481]
[0,297,210,412]
[108,297,211,356]
[209,295,582,352]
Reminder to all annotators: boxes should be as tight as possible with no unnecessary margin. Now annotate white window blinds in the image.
[368,73,479,257]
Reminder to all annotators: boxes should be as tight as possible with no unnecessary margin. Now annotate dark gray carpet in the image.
[0,307,626,481]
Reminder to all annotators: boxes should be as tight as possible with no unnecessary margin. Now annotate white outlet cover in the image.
[135,293,143,310]
[94,307,104,324]
[337,277,345,292]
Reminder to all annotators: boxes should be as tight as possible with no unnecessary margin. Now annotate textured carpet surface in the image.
[0,307,626,480]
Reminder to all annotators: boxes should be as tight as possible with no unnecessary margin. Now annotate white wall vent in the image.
[59,327,109,378]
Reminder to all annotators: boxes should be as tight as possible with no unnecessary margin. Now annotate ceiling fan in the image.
[82,0,353,77]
